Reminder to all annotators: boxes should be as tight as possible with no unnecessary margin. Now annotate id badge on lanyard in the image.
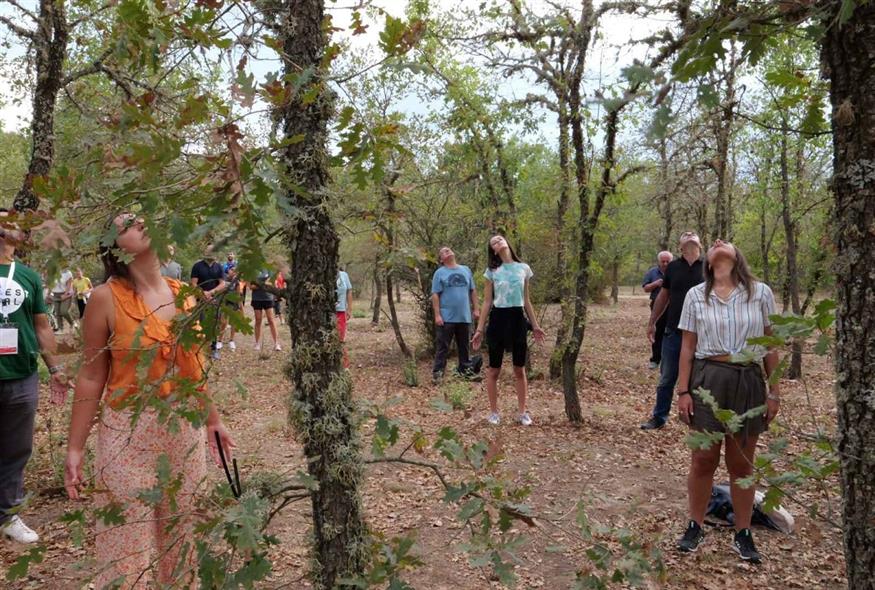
[0,262,19,355]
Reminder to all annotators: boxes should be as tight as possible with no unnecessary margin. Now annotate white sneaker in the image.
[2,516,39,544]
[275,343,282,351]
[228,341,236,351]
[254,341,262,351]
[487,412,500,425]
[518,412,533,426]
[216,342,223,350]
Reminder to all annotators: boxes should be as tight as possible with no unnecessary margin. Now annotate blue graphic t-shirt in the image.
[431,265,474,324]
[484,262,533,308]
[336,271,352,312]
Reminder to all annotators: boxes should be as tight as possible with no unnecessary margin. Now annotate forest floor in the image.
[1,291,846,589]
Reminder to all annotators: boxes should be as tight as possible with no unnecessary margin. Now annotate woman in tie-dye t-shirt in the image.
[471,235,545,427]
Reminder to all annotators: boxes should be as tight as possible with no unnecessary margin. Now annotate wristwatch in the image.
[48,365,65,375]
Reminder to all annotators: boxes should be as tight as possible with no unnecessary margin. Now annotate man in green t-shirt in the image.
[0,210,69,544]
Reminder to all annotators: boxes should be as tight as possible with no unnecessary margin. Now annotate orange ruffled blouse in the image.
[104,277,206,410]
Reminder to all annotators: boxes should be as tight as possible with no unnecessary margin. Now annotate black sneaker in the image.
[640,417,666,430]
[432,370,444,385]
[677,520,705,552]
[733,528,762,563]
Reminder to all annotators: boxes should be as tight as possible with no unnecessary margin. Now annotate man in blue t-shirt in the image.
[431,246,479,383]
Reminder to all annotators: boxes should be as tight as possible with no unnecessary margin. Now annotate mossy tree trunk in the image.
[276,0,368,587]
[9,0,68,212]
[822,3,875,586]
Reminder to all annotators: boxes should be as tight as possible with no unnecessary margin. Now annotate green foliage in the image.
[402,358,419,387]
[339,533,423,589]
[442,380,474,410]
[5,545,46,581]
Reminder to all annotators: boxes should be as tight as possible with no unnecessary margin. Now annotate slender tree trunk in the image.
[711,48,737,239]
[386,272,411,358]
[550,108,572,380]
[371,255,382,326]
[760,200,770,285]
[658,136,672,250]
[276,1,368,586]
[780,126,802,378]
[823,6,875,586]
[610,257,619,304]
[13,0,68,212]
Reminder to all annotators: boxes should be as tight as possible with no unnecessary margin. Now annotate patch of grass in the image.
[442,380,473,410]
[352,309,366,319]
[403,359,418,387]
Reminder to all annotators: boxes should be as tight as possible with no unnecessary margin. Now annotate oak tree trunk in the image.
[822,4,875,586]
[13,0,68,212]
[550,109,573,380]
[371,255,382,326]
[780,126,803,378]
[386,272,411,358]
[276,1,368,587]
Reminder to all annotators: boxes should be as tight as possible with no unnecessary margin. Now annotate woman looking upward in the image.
[64,213,234,587]
[472,235,545,426]
[674,239,780,563]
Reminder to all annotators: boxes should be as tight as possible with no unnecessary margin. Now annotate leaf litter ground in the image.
[0,293,845,589]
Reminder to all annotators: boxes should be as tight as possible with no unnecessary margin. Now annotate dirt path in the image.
[1,297,845,589]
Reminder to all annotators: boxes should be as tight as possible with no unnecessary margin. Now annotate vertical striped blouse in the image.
[678,281,776,360]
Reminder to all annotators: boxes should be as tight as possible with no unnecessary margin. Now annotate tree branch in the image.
[0,14,35,40]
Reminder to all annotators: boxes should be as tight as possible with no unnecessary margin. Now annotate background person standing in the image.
[0,211,68,544]
[72,268,93,319]
[642,251,673,369]
[50,267,77,332]
[431,246,479,384]
[159,245,182,280]
[190,246,225,360]
[336,267,352,367]
[641,232,704,431]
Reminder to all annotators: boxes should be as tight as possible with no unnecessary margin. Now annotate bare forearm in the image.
[649,291,669,326]
[35,323,61,369]
[763,350,781,394]
[470,289,479,313]
[524,299,540,331]
[476,300,492,332]
[677,350,694,392]
[67,377,103,452]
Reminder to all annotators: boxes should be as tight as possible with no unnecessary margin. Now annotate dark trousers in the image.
[652,328,682,424]
[432,323,471,374]
[77,298,86,319]
[650,299,668,364]
[0,373,39,524]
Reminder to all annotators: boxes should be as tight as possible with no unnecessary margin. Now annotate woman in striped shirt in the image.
[673,240,781,563]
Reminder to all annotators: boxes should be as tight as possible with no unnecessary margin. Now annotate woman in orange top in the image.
[64,214,234,588]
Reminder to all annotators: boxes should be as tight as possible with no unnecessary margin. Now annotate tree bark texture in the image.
[13,0,68,212]
[658,135,673,250]
[780,126,803,378]
[822,4,875,587]
[550,108,573,380]
[386,272,411,358]
[371,255,382,325]
[277,1,368,587]
[709,49,737,240]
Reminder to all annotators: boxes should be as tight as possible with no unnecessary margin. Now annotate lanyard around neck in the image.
[1,261,15,323]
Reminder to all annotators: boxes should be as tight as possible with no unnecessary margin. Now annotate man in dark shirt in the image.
[190,245,226,360]
[641,232,704,430]
[642,250,673,369]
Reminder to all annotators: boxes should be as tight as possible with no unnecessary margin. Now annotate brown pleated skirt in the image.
[690,359,768,438]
